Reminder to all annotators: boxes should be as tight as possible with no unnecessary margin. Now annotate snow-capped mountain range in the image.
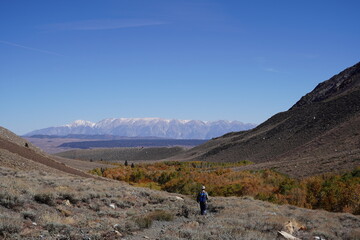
[25,118,257,139]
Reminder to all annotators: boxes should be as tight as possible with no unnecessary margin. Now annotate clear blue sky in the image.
[1,0,360,135]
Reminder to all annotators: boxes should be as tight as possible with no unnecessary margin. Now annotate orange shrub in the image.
[91,162,360,214]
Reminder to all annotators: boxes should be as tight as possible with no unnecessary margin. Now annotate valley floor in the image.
[1,161,359,239]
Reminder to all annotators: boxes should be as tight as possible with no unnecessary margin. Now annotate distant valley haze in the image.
[25,118,256,139]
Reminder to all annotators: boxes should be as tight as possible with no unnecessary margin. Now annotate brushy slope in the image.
[1,166,360,240]
[176,62,360,178]
[92,161,360,215]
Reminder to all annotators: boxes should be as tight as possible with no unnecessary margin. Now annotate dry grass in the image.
[34,192,56,206]
[40,211,63,225]
[149,210,174,221]
[0,165,359,239]
[134,210,174,229]
[0,213,22,237]
[0,191,23,210]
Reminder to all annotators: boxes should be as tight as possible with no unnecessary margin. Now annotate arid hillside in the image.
[0,127,109,175]
[1,127,359,239]
[177,62,360,178]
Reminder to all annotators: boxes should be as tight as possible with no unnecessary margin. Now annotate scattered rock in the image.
[183,221,200,229]
[314,237,326,240]
[282,220,306,235]
[169,196,184,202]
[20,227,33,236]
[63,199,71,206]
[266,212,277,216]
[278,230,301,240]
[114,230,122,237]
[109,203,116,209]
[101,230,123,239]
[56,207,72,217]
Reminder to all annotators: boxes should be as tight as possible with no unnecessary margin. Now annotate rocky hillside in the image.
[292,62,360,108]
[177,62,360,177]
[1,127,359,239]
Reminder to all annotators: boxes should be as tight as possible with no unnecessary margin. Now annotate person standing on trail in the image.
[197,186,208,215]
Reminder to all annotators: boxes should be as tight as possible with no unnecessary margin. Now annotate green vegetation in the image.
[91,162,360,214]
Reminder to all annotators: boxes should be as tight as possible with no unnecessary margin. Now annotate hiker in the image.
[197,186,208,215]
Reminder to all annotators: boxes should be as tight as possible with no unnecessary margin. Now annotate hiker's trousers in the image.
[200,202,207,215]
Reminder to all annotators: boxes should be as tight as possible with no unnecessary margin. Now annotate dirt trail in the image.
[0,138,95,178]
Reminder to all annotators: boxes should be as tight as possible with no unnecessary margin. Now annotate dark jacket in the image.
[197,190,208,203]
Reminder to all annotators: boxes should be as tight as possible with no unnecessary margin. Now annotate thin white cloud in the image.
[0,40,62,56]
[42,19,167,31]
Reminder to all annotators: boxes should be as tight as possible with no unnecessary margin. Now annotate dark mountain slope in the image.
[292,62,360,108]
[177,62,360,176]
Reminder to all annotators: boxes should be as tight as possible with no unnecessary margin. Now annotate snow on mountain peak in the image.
[65,120,95,128]
[27,117,257,139]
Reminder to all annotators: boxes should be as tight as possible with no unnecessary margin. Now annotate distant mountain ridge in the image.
[25,118,256,139]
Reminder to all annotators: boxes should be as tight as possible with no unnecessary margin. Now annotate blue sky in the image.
[1,0,360,135]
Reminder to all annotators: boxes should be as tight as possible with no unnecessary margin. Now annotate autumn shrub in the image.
[212,183,243,197]
[89,168,103,176]
[93,162,360,214]
[158,171,178,184]
[134,181,162,190]
[303,168,360,213]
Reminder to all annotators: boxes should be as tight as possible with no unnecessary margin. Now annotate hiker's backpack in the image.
[199,192,207,203]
